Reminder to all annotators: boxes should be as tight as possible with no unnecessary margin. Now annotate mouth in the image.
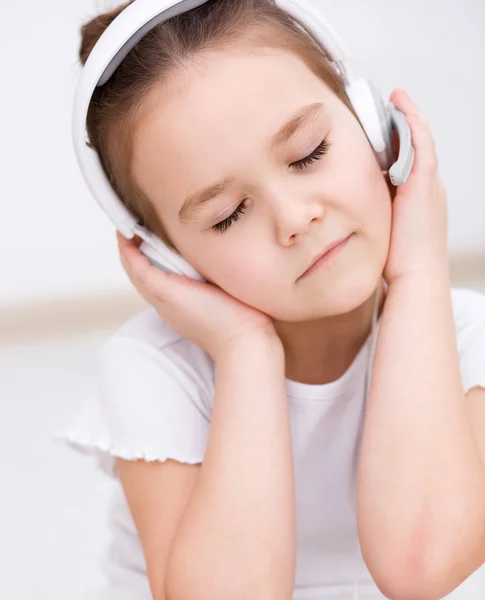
[297,234,353,281]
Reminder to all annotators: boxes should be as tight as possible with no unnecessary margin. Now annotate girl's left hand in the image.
[383,88,449,285]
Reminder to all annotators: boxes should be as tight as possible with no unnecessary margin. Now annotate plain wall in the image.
[2,0,484,308]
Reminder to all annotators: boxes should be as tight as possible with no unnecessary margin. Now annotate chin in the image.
[300,263,383,319]
[266,276,379,322]
[334,275,380,313]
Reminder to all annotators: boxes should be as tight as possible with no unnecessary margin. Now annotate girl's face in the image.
[131,46,392,321]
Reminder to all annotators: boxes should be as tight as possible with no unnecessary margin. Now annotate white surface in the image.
[0,333,114,600]
[2,0,484,302]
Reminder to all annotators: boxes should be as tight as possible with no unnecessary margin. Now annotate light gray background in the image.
[1,1,484,599]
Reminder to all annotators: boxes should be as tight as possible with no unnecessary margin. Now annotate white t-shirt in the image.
[58,288,485,599]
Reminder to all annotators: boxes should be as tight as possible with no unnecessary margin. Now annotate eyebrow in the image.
[178,102,324,224]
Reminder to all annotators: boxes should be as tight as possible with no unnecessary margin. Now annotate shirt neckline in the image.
[284,311,384,401]
[285,283,386,401]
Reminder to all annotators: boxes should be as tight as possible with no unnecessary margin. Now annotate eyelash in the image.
[212,137,331,234]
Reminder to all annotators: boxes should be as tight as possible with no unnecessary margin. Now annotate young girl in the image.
[59,1,485,599]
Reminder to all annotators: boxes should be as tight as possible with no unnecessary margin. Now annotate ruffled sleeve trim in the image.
[55,429,205,479]
[55,335,212,479]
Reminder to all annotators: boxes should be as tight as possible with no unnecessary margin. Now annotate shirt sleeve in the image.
[56,336,212,478]
[454,288,485,394]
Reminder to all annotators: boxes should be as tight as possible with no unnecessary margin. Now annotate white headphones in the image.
[73,2,407,596]
[72,0,414,282]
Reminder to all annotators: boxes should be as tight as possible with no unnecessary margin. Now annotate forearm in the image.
[358,271,485,595]
[166,334,295,600]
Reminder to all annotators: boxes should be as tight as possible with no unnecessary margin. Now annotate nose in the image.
[273,194,326,246]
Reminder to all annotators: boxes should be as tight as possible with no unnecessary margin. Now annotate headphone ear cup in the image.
[139,236,206,282]
[345,78,393,171]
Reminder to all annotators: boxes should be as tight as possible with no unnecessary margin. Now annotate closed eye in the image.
[290,137,331,171]
[212,137,331,234]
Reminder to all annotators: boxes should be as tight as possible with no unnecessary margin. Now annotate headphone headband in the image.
[98,0,209,86]
[72,0,355,238]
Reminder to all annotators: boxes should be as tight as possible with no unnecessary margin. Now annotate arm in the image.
[116,458,201,600]
[358,271,485,599]
[116,215,296,599]
[166,334,296,600]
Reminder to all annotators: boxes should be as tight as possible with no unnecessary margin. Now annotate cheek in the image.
[373,174,393,234]
[192,243,273,298]
[341,153,392,266]
[363,175,393,266]
[224,253,273,298]
[354,154,393,231]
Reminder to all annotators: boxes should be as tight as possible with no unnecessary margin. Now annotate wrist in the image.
[386,260,451,289]
[386,265,451,296]
[216,330,285,367]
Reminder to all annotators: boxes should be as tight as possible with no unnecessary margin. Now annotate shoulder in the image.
[451,287,485,346]
[101,307,216,400]
[58,309,215,477]
[109,305,184,349]
[451,287,485,328]
[450,287,485,393]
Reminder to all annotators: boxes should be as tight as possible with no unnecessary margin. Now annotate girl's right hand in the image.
[117,233,280,362]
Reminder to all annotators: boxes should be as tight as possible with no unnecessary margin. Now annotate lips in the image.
[299,234,352,279]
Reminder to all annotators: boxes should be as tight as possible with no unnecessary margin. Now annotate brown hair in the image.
[80,0,355,250]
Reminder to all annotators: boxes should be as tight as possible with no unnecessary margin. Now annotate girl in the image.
[59,0,485,599]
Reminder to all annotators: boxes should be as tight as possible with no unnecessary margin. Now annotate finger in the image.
[120,241,152,285]
[119,238,171,302]
[116,233,163,308]
[116,231,136,261]
[116,230,143,252]
[117,232,149,283]
[117,233,132,274]
[117,233,138,278]
[390,88,438,174]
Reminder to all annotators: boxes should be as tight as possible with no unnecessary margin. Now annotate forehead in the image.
[133,47,333,153]
[130,47,335,216]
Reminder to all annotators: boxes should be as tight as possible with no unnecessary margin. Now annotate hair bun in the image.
[79,1,133,65]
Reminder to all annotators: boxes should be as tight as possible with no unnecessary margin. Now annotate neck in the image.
[273,280,386,385]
